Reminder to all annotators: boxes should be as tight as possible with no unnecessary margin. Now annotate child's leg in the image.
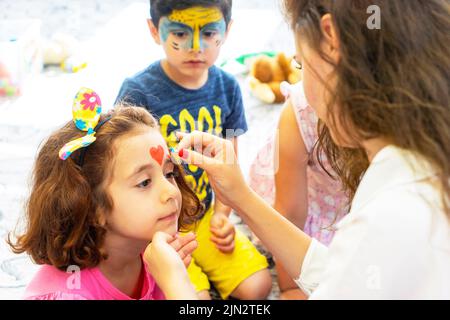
[197,290,212,300]
[191,206,272,300]
[228,268,272,300]
[279,288,308,300]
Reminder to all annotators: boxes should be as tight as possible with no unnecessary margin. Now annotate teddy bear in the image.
[247,52,301,104]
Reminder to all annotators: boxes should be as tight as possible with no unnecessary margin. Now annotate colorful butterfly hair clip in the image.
[59,87,108,162]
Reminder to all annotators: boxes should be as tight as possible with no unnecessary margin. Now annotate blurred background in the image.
[0,0,295,299]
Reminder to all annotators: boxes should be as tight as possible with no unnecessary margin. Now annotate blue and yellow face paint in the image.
[159,6,227,51]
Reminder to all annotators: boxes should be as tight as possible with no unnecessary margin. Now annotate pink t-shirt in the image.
[24,258,165,300]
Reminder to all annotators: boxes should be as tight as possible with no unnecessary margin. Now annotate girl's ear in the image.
[320,14,340,64]
[147,19,161,45]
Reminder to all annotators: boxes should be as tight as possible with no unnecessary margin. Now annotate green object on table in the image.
[221,51,277,67]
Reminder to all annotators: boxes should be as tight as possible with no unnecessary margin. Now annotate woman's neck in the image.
[98,233,148,299]
[161,59,209,90]
[362,138,390,162]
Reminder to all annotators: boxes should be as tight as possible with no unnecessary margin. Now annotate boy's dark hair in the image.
[150,0,232,28]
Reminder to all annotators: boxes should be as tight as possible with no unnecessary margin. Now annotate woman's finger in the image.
[176,130,217,151]
[176,131,236,164]
[178,147,218,168]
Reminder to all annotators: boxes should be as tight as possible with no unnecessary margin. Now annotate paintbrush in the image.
[169,147,183,165]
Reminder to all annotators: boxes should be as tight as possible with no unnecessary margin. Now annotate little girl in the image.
[8,88,202,300]
[248,81,348,299]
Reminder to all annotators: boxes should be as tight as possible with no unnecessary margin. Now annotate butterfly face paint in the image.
[159,6,227,51]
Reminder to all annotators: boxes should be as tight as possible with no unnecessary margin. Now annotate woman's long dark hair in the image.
[282,0,450,216]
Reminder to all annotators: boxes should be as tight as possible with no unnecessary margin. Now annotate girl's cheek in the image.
[177,190,183,205]
[177,190,183,211]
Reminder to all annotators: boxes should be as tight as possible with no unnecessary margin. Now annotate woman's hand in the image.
[210,212,236,253]
[176,131,251,209]
[144,232,197,299]
[176,132,312,283]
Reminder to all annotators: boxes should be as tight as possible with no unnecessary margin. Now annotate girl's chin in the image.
[163,224,179,237]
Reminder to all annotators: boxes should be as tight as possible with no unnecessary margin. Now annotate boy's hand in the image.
[210,211,236,254]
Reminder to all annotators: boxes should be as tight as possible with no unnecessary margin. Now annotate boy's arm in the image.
[213,200,232,217]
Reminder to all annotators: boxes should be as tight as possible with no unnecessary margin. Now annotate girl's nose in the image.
[160,176,180,204]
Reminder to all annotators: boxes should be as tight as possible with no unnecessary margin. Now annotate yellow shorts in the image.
[182,205,269,299]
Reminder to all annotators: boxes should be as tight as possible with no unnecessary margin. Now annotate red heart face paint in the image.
[150,145,165,166]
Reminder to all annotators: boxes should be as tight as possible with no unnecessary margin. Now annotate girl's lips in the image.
[159,212,177,221]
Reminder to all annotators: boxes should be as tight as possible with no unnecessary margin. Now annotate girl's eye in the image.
[165,171,179,180]
[137,179,152,188]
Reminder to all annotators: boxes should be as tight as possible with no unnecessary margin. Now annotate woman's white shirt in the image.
[295,145,450,299]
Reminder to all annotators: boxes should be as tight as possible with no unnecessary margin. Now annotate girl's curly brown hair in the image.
[8,105,203,270]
